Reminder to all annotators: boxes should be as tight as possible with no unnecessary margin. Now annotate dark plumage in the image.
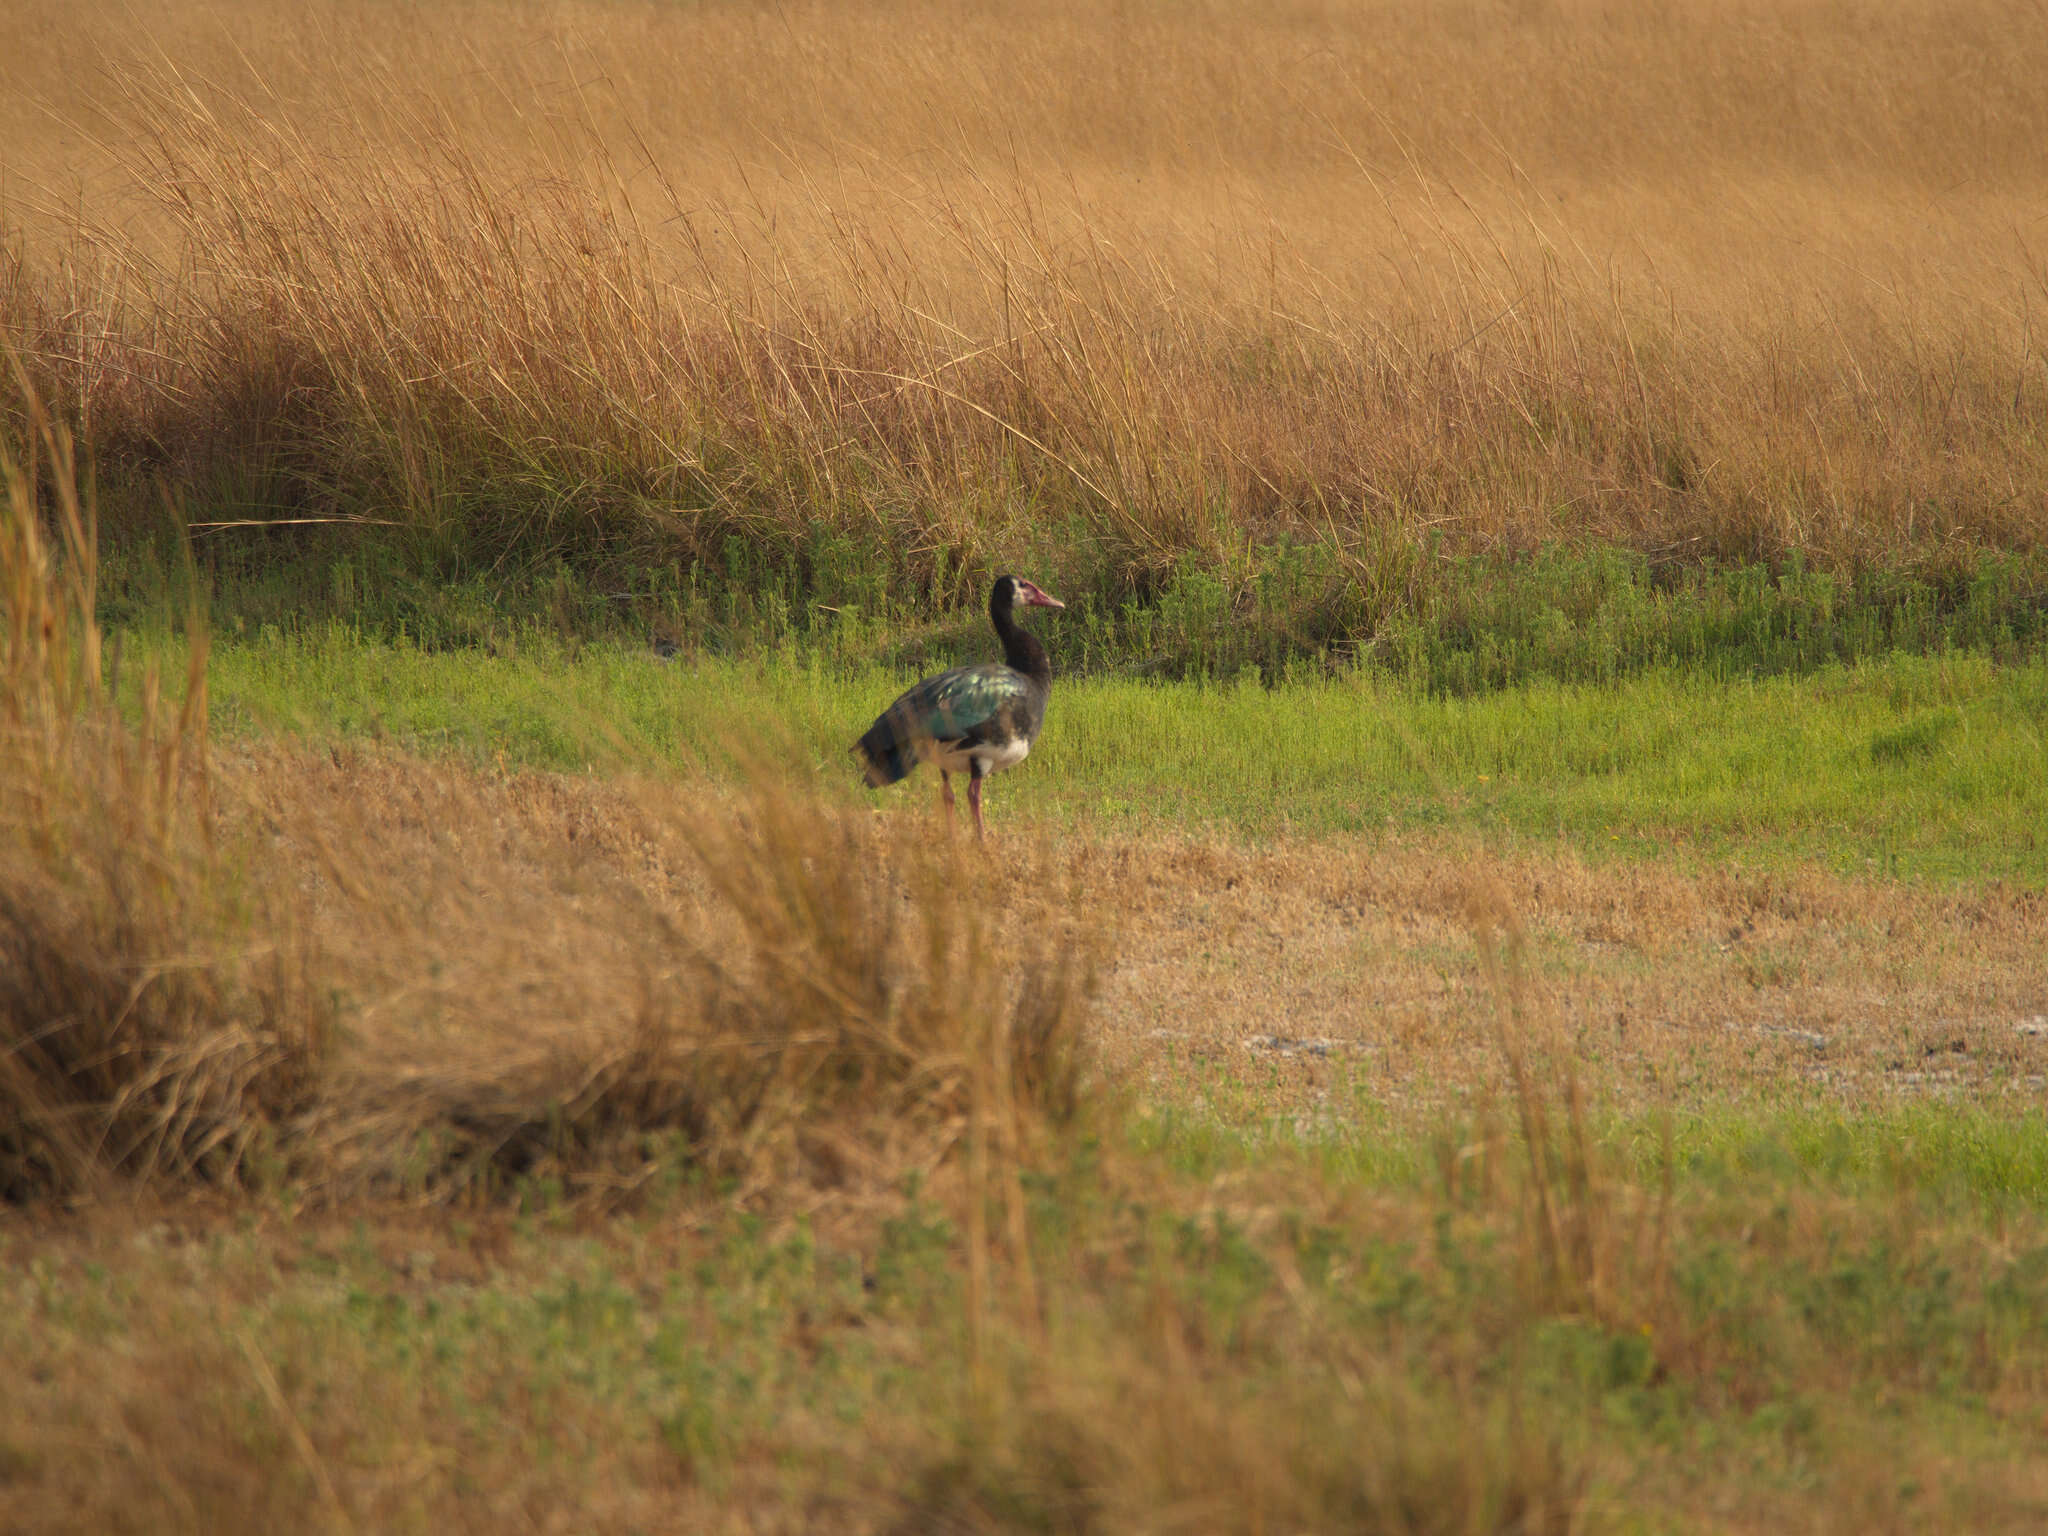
[854,574,1065,838]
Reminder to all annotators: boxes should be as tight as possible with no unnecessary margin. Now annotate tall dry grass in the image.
[0,364,330,1199]
[3,0,2044,612]
[1461,875,1676,1350]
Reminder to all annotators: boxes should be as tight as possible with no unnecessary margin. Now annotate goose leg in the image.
[939,770,956,827]
[966,766,987,842]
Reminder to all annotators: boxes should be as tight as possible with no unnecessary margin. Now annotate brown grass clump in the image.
[289,760,1100,1205]
[0,372,329,1201]
[904,1352,1584,1536]
[1462,874,1676,1367]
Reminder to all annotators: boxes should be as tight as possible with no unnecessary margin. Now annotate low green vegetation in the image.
[148,625,2048,882]
[108,530,2048,692]
[9,1099,2048,1533]
[1142,1095,2048,1218]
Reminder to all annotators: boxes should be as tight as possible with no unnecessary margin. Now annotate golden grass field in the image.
[7,4,2048,1531]
[5,0,2048,585]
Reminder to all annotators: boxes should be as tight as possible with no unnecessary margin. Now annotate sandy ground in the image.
[1083,830,2047,1121]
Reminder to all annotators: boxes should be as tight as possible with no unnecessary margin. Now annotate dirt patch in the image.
[232,745,2047,1130]
[1068,828,2045,1119]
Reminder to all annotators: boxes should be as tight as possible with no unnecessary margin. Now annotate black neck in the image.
[991,588,1052,687]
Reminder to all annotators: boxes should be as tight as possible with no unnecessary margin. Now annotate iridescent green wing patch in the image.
[894,664,1028,743]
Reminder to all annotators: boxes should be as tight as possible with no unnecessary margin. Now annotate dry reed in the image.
[0,362,329,1200]
[2,0,2043,610]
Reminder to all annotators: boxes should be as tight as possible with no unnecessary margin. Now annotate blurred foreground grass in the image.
[9,1094,2048,1534]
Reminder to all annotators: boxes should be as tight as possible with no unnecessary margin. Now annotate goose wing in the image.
[854,664,1032,785]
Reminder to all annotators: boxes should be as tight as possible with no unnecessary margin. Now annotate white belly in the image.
[924,735,1031,777]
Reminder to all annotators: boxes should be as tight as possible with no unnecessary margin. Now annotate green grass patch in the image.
[1135,1095,2048,1216]
[107,530,2048,692]
[150,628,2048,882]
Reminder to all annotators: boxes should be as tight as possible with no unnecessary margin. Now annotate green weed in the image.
[112,535,2048,689]
[142,630,2048,883]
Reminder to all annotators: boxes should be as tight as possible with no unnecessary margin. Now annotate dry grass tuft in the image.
[904,1369,1584,1536]
[0,367,329,1201]
[1463,872,1677,1371]
[670,779,1096,1174]
[294,765,1102,1205]
[905,1268,1591,1536]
